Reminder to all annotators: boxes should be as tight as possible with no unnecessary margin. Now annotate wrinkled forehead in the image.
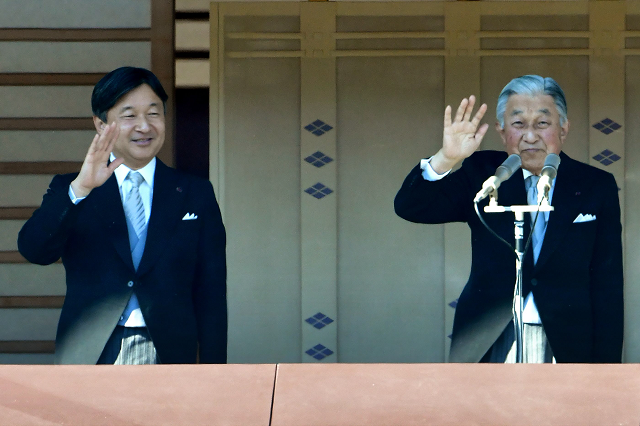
[505,93,558,117]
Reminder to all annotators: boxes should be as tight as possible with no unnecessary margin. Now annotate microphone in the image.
[536,153,561,203]
[474,154,522,203]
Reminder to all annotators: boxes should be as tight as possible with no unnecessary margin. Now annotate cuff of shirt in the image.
[420,157,451,181]
[68,185,86,205]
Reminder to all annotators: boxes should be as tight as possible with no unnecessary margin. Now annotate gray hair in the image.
[496,75,567,128]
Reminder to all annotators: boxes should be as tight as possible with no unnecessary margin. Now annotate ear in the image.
[93,116,106,134]
[559,119,570,144]
[495,121,507,148]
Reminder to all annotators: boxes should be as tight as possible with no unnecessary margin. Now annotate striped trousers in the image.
[97,326,159,365]
[486,321,555,363]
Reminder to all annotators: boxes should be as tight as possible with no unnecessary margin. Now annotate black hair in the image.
[91,66,169,122]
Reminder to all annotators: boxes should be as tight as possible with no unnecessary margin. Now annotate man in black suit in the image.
[395,75,623,363]
[18,67,227,364]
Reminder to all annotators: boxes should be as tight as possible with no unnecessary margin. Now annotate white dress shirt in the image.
[420,157,556,325]
[69,155,156,327]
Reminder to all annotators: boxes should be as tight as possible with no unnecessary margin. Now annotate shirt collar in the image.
[522,167,559,180]
[522,169,535,180]
[522,166,559,188]
[110,153,156,189]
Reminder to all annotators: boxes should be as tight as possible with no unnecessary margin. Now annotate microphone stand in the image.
[483,196,553,363]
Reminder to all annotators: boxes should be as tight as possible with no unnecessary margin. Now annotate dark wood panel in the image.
[0,296,64,309]
[0,162,81,175]
[0,251,28,263]
[0,208,36,220]
[152,0,175,167]
[0,118,94,130]
[176,12,210,21]
[0,29,151,41]
[175,51,210,59]
[0,73,104,86]
[0,341,55,354]
[176,88,209,179]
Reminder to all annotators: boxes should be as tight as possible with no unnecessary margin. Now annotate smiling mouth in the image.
[132,138,153,145]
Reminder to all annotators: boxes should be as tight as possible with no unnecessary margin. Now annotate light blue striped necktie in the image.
[526,175,547,264]
[123,171,146,239]
[119,171,147,326]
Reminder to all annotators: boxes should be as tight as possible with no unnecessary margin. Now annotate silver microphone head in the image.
[541,153,561,179]
[495,154,522,182]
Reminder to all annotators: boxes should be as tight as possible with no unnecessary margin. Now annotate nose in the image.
[135,116,150,132]
[522,129,537,143]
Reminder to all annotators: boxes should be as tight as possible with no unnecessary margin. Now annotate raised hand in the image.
[431,96,489,174]
[70,123,124,198]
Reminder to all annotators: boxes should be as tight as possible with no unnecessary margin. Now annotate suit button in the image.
[531,278,538,286]
[127,281,134,287]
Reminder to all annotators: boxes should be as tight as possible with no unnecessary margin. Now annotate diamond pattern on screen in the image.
[592,118,621,135]
[305,312,335,329]
[304,151,334,168]
[305,344,334,360]
[304,183,334,199]
[593,149,621,166]
[304,119,333,136]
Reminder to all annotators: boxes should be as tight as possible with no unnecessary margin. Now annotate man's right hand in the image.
[70,123,124,198]
[430,96,489,175]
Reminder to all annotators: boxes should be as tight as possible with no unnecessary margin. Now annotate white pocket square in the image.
[573,213,596,223]
[182,213,198,220]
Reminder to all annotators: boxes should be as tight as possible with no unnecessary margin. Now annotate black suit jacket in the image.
[395,151,623,363]
[18,159,227,364]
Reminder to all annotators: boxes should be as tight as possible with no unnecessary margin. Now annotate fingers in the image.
[444,105,452,129]
[83,122,119,167]
[105,124,120,153]
[107,156,125,174]
[452,96,484,127]
[463,95,476,122]
[454,98,468,124]
[470,103,488,128]
[86,133,100,156]
[450,96,486,131]
[94,122,118,154]
[92,124,109,154]
[474,123,490,144]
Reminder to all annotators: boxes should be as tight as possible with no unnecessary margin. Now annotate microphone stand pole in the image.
[484,197,553,363]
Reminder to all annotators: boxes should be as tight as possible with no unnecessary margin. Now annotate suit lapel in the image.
[535,152,584,270]
[136,160,186,277]
[90,175,135,271]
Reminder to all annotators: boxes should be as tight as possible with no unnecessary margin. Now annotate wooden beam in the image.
[0,251,63,264]
[0,118,94,131]
[0,73,104,86]
[0,341,55,354]
[0,208,37,220]
[0,296,64,309]
[0,162,81,175]
[152,0,176,167]
[0,29,151,41]
[0,251,29,263]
